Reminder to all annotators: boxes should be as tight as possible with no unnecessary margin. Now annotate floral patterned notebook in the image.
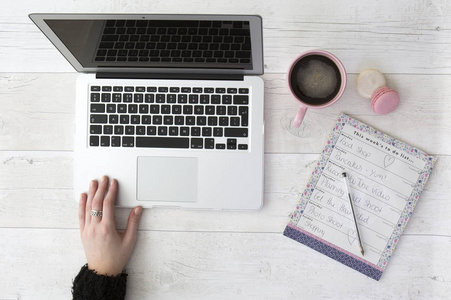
[284,114,436,280]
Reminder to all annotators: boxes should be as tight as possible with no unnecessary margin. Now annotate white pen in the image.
[342,172,365,256]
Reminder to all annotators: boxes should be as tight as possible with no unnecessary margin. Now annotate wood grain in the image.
[1,1,450,299]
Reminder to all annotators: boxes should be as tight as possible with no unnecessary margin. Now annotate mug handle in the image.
[293,105,308,128]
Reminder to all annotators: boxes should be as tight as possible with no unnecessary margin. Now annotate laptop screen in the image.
[30,14,263,75]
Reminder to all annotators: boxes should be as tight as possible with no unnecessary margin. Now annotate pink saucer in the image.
[371,86,400,114]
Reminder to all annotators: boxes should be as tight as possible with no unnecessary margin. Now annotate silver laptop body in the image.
[30,13,264,210]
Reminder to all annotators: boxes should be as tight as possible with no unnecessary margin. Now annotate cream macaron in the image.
[356,69,400,114]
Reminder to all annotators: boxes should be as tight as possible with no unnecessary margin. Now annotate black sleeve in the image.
[72,264,128,300]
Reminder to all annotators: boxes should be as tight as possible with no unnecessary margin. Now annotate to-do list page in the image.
[284,114,436,280]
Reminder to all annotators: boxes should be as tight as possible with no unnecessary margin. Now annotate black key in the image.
[114,125,124,135]
[109,115,118,124]
[191,138,203,149]
[125,126,135,135]
[213,127,223,137]
[238,144,248,150]
[239,88,250,94]
[103,125,113,135]
[123,94,133,102]
[136,126,146,135]
[91,93,101,102]
[158,126,168,136]
[205,138,215,149]
[147,126,157,135]
[230,117,240,126]
[90,104,105,113]
[101,136,110,147]
[90,136,99,146]
[202,127,212,137]
[90,114,108,123]
[90,125,102,134]
[111,136,121,147]
[169,127,178,136]
[239,106,249,126]
[128,104,138,113]
[136,137,189,148]
[233,95,249,105]
[107,104,116,113]
[225,128,248,137]
[180,127,190,136]
[122,137,135,147]
[227,138,237,149]
[118,104,127,113]
[91,86,101,91]
[120,115,130,124]
[101,93,111,102]
[216,143,226,149]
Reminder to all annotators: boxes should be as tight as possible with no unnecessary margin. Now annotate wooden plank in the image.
[1,73,450,154]
[1,1,451,73]
[1,152,449,237]
[0,228,449,299]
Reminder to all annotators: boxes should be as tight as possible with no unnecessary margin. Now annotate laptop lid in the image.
[29,13,264,77]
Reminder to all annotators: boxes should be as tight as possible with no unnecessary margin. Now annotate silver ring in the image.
[91,210,103,217]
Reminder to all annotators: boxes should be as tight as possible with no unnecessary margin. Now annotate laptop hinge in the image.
[96,72,244,81]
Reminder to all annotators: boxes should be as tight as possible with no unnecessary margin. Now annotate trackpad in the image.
[137,156,198,202]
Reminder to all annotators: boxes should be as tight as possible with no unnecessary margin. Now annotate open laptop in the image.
[30,14,265,210]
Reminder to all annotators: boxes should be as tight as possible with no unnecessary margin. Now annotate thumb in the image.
[124,206,143,245]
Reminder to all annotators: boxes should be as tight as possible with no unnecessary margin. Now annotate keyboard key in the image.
[91,93,101,102]
[101,136,110,147]
[90,104,105,113]
[191,138,203,149]
[225,128,248,137]
[90,125,102,134]
[136,137,189,148]
[227,138,237,149]
[233,95,249,105]
[205,138,215,149]
[111,136,121,147]
[90,136,99,146]
[91,114,108,123]
[122,137,135,147]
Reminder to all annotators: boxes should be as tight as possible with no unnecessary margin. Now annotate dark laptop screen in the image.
[44,19,253,70]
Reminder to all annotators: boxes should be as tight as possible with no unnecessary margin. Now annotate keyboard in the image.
[96,20,252,64]
[89,85,250,150]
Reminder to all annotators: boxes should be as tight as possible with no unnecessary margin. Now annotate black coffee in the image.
[290,55,342,106]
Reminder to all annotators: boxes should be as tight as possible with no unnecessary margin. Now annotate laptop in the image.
[30,13,265,210]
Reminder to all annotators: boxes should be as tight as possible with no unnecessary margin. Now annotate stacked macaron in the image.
[356,69,400,114]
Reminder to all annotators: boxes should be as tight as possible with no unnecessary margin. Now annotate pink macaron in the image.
[371,86,400,115]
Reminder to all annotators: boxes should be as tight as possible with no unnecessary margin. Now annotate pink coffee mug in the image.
[288,50,347,127]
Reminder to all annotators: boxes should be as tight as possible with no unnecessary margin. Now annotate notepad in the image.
[283,114,436,280]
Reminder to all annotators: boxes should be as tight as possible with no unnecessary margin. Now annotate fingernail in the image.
[135,206,143,216]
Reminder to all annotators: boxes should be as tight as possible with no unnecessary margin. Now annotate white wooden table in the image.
[1,1,450,299]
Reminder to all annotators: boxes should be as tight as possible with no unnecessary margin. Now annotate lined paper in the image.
[284,114,436,280]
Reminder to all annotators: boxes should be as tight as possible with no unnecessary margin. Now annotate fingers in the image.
[123,206,143,246]
[78,193,87,232]
[85,179,98,225]
[102,178,118,224]
[91,176,109,223]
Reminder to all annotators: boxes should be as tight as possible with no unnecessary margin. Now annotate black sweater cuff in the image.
[72,264,127,300]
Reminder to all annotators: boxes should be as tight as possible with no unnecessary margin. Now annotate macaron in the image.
[371,86,400,115]
[356,69,386,98]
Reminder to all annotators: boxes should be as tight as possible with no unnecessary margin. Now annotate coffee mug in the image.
[288,50,347,127]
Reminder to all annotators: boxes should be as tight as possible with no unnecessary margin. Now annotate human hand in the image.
[78,176,143,276]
